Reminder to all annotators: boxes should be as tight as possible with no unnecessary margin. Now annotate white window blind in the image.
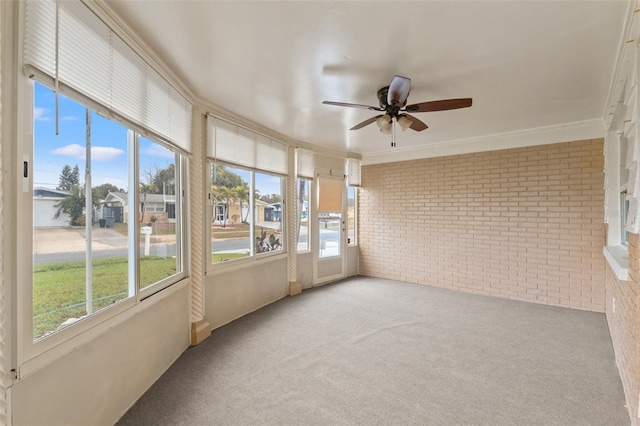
[296,148,314,178]
[23,0,192,153]
[318,177,343,213]
[208,116,288,175]
[346,158,361,186]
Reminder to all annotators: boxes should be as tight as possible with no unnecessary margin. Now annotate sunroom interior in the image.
[1,0,639,424]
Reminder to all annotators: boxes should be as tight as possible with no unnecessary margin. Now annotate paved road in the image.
[34,231,340,265]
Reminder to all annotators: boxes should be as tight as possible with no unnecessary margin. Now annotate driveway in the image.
[34,227,128,254]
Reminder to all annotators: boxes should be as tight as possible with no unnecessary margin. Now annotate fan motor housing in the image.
[377,86,389,109]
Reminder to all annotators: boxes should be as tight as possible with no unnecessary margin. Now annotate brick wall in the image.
[606,232,640,422]
[359,139,606,311]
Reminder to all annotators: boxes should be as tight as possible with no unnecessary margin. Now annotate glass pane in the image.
[319,213,341,258]
[139,137,180,288]
[347,186,356,245]
[211,164,251,263]
[255,172,283,254]
[297,179,309,252]
[32,82,129,340]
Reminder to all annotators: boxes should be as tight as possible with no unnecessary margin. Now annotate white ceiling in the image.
[103,1,628,161]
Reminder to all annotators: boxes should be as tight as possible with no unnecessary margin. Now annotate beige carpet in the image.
[117,277,628,425]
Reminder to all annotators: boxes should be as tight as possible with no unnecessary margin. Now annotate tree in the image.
[92,183,123,207]
[234,185,250,223]
[212,164,246,189]
[211,165,249,225]
[55,184,85,226]
[143,163,175,195]
[54,164,84,226]
[211,185,237,227]
[139,183,155,222]
[57,164,80,191]
[259,193,282,204]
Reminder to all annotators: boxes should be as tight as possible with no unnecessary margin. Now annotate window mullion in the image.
[127,130,138,298]
[250,171,255,256]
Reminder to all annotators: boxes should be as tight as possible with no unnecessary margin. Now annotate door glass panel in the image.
[317,176,342,259]
[319,212,341,258]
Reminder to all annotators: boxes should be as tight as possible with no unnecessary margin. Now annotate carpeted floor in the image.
[117,277,628,425]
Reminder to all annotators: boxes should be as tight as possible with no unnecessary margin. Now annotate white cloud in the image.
[51,144,125,161]
[34,107,50,121]
[51,144,84,159]
[141,143,174,159]
[92,147,125,161]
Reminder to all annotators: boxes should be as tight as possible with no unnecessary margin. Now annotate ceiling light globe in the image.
[376,114,391,130]
[397,115,412,131]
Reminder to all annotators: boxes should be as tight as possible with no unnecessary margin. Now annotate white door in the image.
[313,175,346,284]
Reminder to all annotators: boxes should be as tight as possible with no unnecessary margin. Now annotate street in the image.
[33,230,340,265]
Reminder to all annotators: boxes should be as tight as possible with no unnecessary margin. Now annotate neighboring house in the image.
[212,198,270,225]
[265,202,282,222]
[33,187,70,228]
[142,194,176,221]
[103,192,176,223]
[103,192,128,224]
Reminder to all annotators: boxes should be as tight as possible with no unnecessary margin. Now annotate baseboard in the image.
[288,281,302,296]
[190,318,212,345]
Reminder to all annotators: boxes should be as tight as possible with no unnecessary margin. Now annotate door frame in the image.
[312,173,347,285]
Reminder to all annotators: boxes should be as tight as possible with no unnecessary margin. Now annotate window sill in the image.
[603,245,629,281]
[208,251,288,276]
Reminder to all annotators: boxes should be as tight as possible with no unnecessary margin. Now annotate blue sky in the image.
[34,82,282,196]
[34,82,174,192]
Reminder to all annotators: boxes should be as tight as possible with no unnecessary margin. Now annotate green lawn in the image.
[33,256,176,339]
[212,252,249,263]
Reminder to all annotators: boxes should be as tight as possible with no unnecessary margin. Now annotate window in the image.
[620,131,630,245]
[211,164,251,263]
[296,178,310,252]
[255,171,284,254]
[347,186,357,245]
[621,190,629,245]
[207,116,289,267]
[210,163,285,264]
[31,82,184,341]
[138,137,181,290]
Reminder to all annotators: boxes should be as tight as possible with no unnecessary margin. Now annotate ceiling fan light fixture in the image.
[397,115,412,131]
[379,127,392,135]
[376,114,392,131]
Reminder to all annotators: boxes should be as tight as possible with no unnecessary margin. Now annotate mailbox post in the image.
[141,226,152,256]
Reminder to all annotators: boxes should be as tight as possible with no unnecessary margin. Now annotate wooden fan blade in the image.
[403,114,428,131]
[350,115,382,130]
[323,101,383,111]
[387,75,411,106]
[405,98,472,113]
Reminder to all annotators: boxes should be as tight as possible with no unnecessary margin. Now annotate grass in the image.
[212,252,249,263]
[33,256,177,339]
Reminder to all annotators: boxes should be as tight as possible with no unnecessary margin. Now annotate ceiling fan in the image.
[323,75,472,146]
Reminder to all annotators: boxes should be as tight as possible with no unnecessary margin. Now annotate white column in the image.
[189,107,211,344]
[287,146,301,295]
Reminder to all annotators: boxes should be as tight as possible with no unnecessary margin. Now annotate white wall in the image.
[206,257,288,330]
[10,283,190,426]
[347,245,358,277]
[297,252,314,289]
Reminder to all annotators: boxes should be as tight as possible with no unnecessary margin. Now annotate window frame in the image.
[19,77,187,365]
[296,177,311,253]
[347,185,358,246]
[207,160,287,273]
